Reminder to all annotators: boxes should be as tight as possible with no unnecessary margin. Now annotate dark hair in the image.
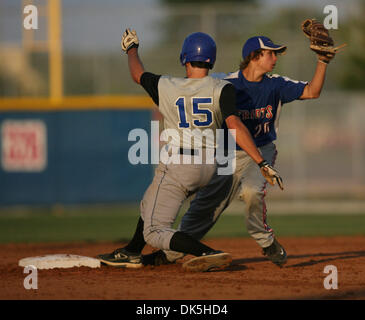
[190,61,213,70]
[239,49,264,70]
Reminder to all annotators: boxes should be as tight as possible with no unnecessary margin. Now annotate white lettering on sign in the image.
[1,120,47,172]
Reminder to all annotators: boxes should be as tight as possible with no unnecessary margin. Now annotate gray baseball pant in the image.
[140,152,216,251]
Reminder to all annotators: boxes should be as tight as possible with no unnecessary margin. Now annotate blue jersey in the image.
[221,70,307,148]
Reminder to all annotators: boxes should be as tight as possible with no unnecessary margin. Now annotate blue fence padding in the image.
[0,110,153,205]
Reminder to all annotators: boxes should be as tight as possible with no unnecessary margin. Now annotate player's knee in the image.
[143,225,170,250]
[239,185,264,206]
[143,225,158,247]
[143,232,160,250]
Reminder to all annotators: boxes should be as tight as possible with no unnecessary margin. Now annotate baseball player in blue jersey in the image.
[97,30,283,272]
[144,35,334,268]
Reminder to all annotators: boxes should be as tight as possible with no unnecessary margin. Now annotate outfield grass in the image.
[0,204,364,243]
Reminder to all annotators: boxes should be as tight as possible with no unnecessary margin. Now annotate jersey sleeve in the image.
[275,75,308,104]
[219,83,239,120]
[140,72,162,106]
[210,72,229,80]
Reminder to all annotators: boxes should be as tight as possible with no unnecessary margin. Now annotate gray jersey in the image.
[158,76,229,149]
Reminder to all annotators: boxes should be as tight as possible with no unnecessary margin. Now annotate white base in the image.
[18,254,101,269]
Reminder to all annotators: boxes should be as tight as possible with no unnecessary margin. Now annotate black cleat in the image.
[262,238,287,267]
[142,250,175,266]
[97,248,142,268]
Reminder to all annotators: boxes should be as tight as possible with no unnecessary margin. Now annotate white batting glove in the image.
[258,160,284,190]
[121,28,139,53]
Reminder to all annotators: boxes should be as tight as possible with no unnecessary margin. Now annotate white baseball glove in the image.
[121,28,139,53]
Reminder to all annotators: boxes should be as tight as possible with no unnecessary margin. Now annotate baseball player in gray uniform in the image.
[146,34,334,268]
[97,29,283,272]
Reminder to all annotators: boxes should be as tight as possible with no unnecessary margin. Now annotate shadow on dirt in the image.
[287,250,365,268]
[230,250,365,269]
[212,264,248,272]
[291,287,365,300]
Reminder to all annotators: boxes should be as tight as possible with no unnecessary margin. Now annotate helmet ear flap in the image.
[180,52,187,66]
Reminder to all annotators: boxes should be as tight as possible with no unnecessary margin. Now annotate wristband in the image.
[126,43,139,54]
[258,160,268,168]
[318,58,329,64]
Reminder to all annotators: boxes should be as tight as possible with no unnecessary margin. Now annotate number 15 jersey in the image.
[141,72,237,149]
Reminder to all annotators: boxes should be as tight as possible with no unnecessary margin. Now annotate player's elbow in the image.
[310,91,321,99]
[225,115,242,129]
[300,92,320,100]
[128,65,144,84]
[301,86,321,99]
[131,71,144,85]
[132,76,141,84]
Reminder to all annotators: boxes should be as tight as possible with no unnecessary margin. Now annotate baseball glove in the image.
[301,19,347,63]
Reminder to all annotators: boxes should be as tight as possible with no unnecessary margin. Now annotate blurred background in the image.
[0,0,364,242]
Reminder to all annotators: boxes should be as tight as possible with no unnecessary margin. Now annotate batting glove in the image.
[258,160,284,190]
[121,28,139,53]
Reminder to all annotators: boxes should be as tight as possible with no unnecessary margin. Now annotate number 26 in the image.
[254,122,270,138]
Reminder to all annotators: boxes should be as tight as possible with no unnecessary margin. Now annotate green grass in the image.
[0,204,140,243]
[203,214,365,238]
[263,214,365,237]
[0,204,364,243]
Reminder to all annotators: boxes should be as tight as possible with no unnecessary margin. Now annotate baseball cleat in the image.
[97,248,143,268]
[182,251,232,272]
[262,238,287,267]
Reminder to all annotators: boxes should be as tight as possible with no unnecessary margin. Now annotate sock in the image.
[169,231,214,256]
[124,217,146,254]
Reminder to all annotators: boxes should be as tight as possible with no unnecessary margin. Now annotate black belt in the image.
[178,148,199,156]
[177,148,216,156]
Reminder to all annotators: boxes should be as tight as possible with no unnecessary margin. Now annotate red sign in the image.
[1,120,47,172]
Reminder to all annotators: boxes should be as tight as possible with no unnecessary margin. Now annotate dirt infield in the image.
[1,236,364,300]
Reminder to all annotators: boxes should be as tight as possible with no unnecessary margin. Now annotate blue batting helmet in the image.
[179,32,216,69]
